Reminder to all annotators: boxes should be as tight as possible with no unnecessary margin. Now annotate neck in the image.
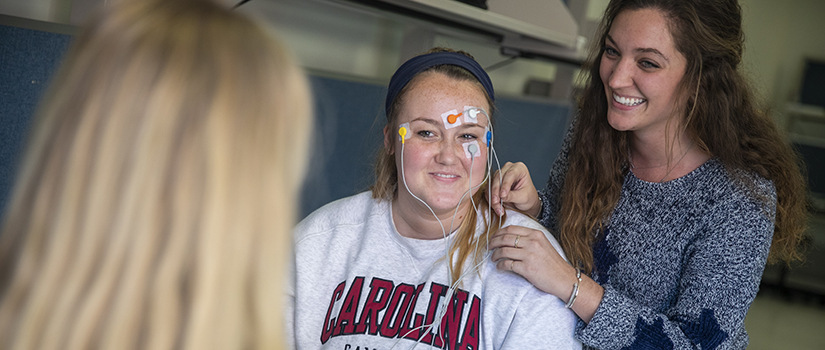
[392,195,470,240]
[630,129,678,161]
[629,132,706,182]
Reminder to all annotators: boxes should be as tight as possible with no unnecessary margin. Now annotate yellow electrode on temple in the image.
[399,126,407,144]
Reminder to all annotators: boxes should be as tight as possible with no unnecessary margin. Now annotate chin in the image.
[606,113,634,132]
[430,196,469,212]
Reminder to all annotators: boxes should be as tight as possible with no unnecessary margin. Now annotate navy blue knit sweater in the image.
[538,143,775,349]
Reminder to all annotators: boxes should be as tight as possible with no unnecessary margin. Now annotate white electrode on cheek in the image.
[463,141,481,159]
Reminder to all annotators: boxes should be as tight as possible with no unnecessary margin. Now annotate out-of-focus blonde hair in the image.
[0,0,311,349]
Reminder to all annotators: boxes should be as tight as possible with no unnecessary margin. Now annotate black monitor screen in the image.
[800,59,825,108]
[795,142,825,196]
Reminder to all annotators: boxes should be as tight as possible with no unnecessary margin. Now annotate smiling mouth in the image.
[432,173,458,179]
[613,93,646,106]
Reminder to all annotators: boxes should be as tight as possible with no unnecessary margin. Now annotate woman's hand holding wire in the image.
[488,162,541,217]
[489,225,575,299]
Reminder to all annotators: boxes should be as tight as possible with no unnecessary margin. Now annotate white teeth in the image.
[613,93,646,106]
[434,173,457,179]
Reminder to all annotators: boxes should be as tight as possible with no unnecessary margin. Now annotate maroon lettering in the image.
[334,277,365,336]
[457,295,481,350]
[418,282,448,345]
[320,279,480,348]
[320,281,347,344]
[433,289,468,349]
[354,278,393,335]
[379,283,416,338]
[398,283,426,341]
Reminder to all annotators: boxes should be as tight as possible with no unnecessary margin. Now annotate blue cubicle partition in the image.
[0,24,72,213]
[0,23,572,220]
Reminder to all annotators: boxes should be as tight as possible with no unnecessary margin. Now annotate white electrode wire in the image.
[449,107,500,282]
[404,160,495,350]
[394,137,452,350]
[448,157,488,234]
[397,150,475,350]
[399,140,448,245]
[396,139,452,350]
[407,132,498,350]
[490,146,504,234]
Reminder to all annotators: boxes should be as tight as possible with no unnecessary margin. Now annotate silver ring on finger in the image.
[514,235,520,249]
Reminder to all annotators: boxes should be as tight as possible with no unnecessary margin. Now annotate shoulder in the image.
[672,159,776,243]
[501,210,544,230]
[637,159,777,216]
[294,191,385,240]
[692,159,776,214]
[502,210,568,261]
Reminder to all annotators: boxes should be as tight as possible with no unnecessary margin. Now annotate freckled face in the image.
[599,8,688,138]
[387,71,490,213]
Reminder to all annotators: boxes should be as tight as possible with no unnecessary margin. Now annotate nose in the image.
[434,139,462,165]
[607,58,634,90]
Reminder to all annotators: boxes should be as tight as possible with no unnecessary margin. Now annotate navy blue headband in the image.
[384,52,495,119]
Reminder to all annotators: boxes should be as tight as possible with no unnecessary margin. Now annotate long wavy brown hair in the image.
[372,48,503,283]
[559,0,808,274]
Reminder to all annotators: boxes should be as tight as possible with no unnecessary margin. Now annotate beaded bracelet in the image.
[565,267,582,309]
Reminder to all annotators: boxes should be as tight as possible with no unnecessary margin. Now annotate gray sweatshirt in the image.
[288,191,581,349]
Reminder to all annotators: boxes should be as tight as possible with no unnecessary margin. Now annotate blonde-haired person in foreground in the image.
[0,0,311,349]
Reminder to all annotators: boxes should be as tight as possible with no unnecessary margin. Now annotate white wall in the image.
[741,0,825,136]
[239,0,405,81]
[238,0,569,100]
[742,0,825,105]
[0,0,68,22]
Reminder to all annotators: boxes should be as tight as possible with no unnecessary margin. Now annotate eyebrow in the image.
[606,34,670,62]
[410,118,441,127]
[409,117,488,129]
[458,123,487,131]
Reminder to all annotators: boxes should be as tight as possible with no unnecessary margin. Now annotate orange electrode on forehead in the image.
[441,109,463,129]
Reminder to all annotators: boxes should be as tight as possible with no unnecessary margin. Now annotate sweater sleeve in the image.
[577,184,776,349]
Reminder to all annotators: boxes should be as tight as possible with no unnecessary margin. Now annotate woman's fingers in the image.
[489,167,505,215]
[489,227,543,267]
[496,258,521,273]
[489,162,535,216]
[490,225,569,297]
[490,162,517,215]
[489,225,537,250]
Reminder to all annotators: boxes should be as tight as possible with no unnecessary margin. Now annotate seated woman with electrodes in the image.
[287,48,580,349]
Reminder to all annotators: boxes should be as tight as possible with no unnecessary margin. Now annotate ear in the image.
[383,125,394,155]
